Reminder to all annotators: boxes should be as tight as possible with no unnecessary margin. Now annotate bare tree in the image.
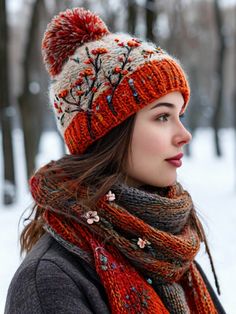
[212,0,226,156]
[127,0,137,35]
[0,0,16,204]
[145,0,156,41]
[18,0,49,179]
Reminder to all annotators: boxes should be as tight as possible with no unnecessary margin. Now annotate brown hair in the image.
[20,114,136,254]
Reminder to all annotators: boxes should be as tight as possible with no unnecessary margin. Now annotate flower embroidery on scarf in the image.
[122,286,150,310]
[84,210,100,224]
[137,238,151,249]
[106,190,116,202]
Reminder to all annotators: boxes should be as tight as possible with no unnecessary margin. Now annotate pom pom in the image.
[42,8,110,77]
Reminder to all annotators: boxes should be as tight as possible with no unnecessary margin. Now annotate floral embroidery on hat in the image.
[137,238,151,249]
[53,38,148,131]
[106,190,116,202]
[84,210,100,224]
[156,46,164,54]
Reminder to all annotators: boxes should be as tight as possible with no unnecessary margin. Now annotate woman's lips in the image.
[166,159,182,167]
[165,153,183,167]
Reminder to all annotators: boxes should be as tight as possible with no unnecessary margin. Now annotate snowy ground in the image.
[0,128,235,313]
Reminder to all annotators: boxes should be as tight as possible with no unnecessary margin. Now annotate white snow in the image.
[0,128,235,313]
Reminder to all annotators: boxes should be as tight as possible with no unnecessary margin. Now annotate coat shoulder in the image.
[4,234,110,314]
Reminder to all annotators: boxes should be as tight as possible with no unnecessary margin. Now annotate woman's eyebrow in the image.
[150,102,175,110]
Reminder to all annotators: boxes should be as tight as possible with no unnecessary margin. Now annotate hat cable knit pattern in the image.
[42,7,190,154]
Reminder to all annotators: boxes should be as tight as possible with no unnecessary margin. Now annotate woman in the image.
[5,7,226,314]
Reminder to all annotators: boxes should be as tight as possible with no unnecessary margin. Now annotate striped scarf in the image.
[30,162,218,314]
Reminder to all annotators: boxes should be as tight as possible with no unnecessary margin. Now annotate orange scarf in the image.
[30,162,218,313]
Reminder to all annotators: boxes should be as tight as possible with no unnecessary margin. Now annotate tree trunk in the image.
[127,0,137,35]
[145,0,156,41]
[0,0,16,204]
[212,0,226,156]
[18,0,45,179]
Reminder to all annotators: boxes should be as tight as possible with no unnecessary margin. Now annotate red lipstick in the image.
[165,153,183,167]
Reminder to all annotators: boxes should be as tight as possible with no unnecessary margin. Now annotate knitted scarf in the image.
[30,162,217,314]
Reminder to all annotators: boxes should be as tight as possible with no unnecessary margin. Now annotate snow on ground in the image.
[0,128,235,313]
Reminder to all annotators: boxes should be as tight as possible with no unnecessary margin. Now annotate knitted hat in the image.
[42,7,190,155]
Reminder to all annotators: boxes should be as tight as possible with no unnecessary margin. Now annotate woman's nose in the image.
[174,124,192,147]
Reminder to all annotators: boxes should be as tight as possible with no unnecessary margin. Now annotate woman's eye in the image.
[156,113,169,122]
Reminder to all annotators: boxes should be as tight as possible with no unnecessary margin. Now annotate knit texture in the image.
[42,8,190,154]
[4,233,226,314]
[29,161,217,314]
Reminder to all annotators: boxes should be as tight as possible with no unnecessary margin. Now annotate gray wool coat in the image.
[4,234,226,314]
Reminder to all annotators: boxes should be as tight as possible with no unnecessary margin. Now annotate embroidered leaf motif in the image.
[54,39,162,137]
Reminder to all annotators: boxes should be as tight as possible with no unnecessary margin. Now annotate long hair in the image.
[20,114,136,254]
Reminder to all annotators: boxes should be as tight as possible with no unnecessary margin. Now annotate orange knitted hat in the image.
[42,7,190,155]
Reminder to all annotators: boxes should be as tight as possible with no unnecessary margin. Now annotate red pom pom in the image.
[42,8,110,77]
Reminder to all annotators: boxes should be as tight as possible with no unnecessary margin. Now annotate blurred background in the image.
[0,0,236,313]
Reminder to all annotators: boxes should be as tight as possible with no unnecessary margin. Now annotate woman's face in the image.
[125,91,192,187]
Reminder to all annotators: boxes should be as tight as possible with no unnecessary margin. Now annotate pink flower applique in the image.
[84,211,100,224]
[137,238,151,249]
[106,190,116,202]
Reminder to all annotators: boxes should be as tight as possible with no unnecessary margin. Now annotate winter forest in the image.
[0,0,236,313]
